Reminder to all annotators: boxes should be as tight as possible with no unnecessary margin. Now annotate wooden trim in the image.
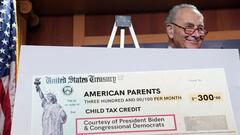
[17,12,27,46]
[84,34,168,45]
[73,14,85,46]
[83,30,240,46]
[17,0,32,14]
[17,0,39,27]
[205,30,240,41]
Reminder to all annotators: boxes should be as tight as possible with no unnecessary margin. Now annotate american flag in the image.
[0,0,16,134]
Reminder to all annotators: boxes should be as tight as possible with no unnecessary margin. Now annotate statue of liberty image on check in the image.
[34,78,67,135]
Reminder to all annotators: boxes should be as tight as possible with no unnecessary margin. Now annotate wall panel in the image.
[27,16,73,45]
[26,8,240,46]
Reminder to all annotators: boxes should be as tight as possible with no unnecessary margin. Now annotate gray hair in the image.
[165,4,201,25]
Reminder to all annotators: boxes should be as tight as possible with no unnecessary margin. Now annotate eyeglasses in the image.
[171,23,208,36]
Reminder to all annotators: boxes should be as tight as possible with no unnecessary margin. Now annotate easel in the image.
[107,16,140,48]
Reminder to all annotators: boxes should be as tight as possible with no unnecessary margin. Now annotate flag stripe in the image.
[0,0,17,134]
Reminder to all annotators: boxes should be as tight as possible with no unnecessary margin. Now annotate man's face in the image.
[168,8,205,48]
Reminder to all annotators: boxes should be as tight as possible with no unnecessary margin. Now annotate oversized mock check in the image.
[31,68,237,135]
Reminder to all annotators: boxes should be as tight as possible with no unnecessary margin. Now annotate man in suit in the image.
[165,4,208,48]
